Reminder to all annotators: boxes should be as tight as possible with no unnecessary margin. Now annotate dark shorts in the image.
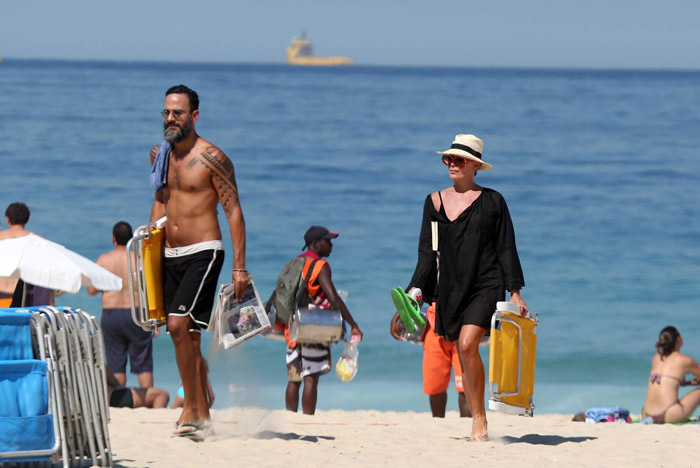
[101,308,153,374]
[163,249,224,331]
[109,387,134,408]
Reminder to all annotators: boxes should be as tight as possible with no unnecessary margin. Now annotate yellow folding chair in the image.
[488,301,538,416]
[126,217,166,331]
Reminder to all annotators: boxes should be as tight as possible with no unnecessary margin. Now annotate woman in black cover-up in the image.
[405,134,528,441]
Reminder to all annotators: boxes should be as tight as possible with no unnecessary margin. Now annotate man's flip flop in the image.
[470,433,489,442]
[172,422,209,442]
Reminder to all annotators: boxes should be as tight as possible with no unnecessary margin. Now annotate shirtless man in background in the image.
[88,221,153,387]
[149,85,249,439]
[0,202,33,305]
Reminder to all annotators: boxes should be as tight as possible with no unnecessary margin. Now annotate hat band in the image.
[450,143,482,159]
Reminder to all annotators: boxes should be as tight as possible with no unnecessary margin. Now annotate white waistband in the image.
[165,240,224,258]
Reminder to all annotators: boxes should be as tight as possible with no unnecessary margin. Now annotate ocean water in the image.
[1,59,699,415]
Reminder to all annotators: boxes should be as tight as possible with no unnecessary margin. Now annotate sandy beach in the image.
[107,407,699,468]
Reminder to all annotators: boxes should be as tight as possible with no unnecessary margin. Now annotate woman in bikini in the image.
[642,326,700,424]
[404,134,528,441]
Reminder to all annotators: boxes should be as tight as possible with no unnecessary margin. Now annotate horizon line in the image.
[2,56,700,74]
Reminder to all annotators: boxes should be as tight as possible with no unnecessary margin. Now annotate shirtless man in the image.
[149,85,249,439]
[88,221,153,388]
[0,203,33,305]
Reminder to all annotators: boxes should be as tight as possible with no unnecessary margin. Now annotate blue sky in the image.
[2,0,699,68]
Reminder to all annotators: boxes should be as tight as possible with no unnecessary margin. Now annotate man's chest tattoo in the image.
[186,157,202,169]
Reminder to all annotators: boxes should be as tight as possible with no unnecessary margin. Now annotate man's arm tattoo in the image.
[200,146,239,215]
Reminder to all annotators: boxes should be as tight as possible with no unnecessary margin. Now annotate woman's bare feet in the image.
[470,417,488,442]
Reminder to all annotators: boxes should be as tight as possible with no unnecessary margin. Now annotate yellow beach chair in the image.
[488,301,538,416]
[126,217,166,331]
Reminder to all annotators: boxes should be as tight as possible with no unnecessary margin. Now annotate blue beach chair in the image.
[0,307,113,468]
[0,311,60,464]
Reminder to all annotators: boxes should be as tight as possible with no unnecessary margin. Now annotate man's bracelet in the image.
[232,268,248,273]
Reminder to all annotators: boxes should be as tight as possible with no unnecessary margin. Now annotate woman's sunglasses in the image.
[441,154,470,168]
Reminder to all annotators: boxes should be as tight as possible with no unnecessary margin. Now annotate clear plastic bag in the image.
[335,335,360,382]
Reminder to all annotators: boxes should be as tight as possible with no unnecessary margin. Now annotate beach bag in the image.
[272,257,320,324]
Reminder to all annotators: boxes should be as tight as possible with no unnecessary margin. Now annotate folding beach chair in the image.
[40,306,112,467]
[488,302,538,417]
[2,306,114,468]
[126,217,167,331]
[67,308,111,467]
[0,310,61,465]
[31,308,72,467]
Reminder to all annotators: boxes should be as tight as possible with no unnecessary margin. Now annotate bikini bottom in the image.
[642,401,680,424]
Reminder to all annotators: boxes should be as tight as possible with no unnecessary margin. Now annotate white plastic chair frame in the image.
[70,309,111,467]
[43,308,87,466]
[33,308,82,467]
[28,307,113,468]
[31,312,69,468]
[55,307,112,468]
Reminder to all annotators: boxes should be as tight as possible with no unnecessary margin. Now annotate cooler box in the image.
[488,301,537,416]
[289,308,343,344]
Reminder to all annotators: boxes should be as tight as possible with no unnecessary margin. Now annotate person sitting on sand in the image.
[106,368,170,409]
[641,326,700,424]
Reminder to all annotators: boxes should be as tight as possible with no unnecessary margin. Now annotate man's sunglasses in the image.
[441,154,470,168]
[160,109,189,119]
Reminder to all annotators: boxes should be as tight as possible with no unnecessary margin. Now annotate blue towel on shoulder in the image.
[150,141,171,193]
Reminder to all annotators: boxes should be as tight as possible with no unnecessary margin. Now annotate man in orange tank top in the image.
[285,226,362,415]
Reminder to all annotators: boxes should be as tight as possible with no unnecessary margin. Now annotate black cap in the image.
[302,225,339,250]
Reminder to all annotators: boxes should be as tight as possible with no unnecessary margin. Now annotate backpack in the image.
[271,257,321,324]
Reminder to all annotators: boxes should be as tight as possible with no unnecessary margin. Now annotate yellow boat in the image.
[286,33,353,66]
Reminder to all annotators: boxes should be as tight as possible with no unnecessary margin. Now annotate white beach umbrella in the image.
[0,234,122,293]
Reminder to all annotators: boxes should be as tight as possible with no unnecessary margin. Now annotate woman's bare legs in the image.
[665,388,700,423]
[457,324,488,441]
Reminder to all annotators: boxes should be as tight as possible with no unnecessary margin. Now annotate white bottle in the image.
[409,288,423,306]
[335,335,360,382]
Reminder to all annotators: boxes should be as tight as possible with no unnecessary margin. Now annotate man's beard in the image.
[163,117,193,144]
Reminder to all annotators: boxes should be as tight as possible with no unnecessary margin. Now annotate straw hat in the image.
[436,134,492,171]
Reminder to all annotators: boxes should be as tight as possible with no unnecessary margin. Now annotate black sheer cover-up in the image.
[408,188,525,342]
